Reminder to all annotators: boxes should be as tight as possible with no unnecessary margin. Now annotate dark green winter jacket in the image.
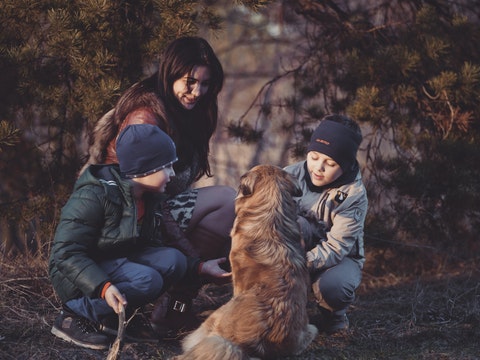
[49,164,199,303]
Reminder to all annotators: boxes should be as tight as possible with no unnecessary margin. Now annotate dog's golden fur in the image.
[175,165,317,360]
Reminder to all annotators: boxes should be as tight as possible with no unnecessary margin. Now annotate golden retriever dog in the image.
[174,165,318,360]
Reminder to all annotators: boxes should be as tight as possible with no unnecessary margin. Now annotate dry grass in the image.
[1,254,479,360]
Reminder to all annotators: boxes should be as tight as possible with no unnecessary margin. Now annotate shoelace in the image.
[74,317,99,334]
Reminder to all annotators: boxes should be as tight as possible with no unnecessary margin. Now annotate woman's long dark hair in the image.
[114,36,224,179]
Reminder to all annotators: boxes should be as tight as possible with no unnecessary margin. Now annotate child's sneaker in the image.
[99,312,158,343]
[311,307,350,334]
[51,310,111,350]
[327,312,349,334]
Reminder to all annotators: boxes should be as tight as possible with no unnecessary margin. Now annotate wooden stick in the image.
[106,304,126,360]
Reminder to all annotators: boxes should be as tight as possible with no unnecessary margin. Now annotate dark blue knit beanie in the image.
[307,119,362,171]
[116,124,177,178]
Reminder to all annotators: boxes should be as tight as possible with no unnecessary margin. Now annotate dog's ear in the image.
[238,170,259,197]
[238,183,252,196]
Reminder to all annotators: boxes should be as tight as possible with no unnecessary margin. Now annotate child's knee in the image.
[312,277,356,310]
[137,269,164,298]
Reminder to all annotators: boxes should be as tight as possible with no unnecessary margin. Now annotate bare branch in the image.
[106,304,126,360]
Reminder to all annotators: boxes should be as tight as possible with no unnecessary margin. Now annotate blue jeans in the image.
[311,257,362,314]
[65,246,187,322]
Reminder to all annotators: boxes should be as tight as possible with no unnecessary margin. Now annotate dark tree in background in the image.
[0,0,268,256]
[1,0,479,275]
[228,0,480,273]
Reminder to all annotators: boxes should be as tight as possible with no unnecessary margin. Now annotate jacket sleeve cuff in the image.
[96,281,111,299]
[185,257,202,284]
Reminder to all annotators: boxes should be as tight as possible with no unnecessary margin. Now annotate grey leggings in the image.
[311,256,362,313]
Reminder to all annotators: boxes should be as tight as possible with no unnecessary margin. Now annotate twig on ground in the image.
[106,305,126,360]
[0,277,49,284]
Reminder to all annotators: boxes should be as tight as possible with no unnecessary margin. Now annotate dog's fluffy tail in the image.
[174,335,250,360]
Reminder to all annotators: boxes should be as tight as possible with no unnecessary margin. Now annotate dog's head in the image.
[232,165,305,263]
[236,165,302,209]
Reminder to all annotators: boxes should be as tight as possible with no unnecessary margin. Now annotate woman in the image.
[81,36,236,331]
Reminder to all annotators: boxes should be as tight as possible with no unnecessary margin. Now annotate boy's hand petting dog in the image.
[297,210,327,250]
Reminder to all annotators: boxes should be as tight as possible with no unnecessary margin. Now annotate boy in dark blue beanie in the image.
[284,114,368,334]
[49,124,230,350]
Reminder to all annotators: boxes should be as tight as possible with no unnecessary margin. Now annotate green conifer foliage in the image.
[230,1,480,271]
[0,0,266,256]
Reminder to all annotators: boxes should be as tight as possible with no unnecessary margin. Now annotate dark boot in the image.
[311,306,349,334]
[99,309,158,343]
[150,287,201,337]
[328,309,349,334]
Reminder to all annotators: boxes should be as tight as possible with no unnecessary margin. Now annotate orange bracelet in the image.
[198,262,204,274]
[101,282,112,299]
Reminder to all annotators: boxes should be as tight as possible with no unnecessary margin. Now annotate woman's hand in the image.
[200,257,232,280]
[104,285,128,314]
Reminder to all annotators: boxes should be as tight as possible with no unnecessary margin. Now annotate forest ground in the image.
[1,255,479,360]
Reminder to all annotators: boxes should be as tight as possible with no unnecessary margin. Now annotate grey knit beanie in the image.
[116,124,177,178]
